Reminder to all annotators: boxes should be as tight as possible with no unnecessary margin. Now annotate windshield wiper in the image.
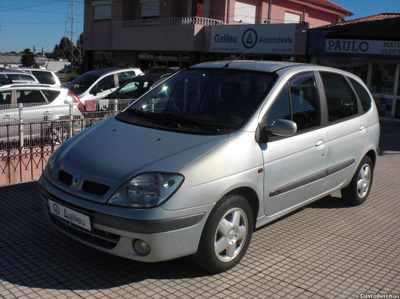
[124,109,181,128]
[151,113,220,133]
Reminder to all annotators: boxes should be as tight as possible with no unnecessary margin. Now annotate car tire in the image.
[193,194,253,273]
[341,155,374,206]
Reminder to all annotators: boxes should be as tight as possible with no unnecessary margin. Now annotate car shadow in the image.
[0,183,211,291]
[306,194,350,209]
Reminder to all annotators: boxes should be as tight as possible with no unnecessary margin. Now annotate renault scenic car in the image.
[38,61,379,273]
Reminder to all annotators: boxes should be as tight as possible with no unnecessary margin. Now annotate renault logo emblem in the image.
[73,174,81,188]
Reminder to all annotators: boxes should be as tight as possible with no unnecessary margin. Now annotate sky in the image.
[0,0,398,54]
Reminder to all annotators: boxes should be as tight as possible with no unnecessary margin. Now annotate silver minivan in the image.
[38,61,380,273]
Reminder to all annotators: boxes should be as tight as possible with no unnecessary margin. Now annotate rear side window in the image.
[7,74,36,82]
[117,71,136,85]
[16,90,46,104]
[320,72,358,122]
[31,71,56,84]
[42,90,61,102]
[349,78,372,113]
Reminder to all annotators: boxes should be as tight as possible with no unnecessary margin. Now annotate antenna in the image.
[64,0,82,73]
[225,39,264,68]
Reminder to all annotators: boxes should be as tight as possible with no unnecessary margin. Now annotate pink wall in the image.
[306,7,338,27]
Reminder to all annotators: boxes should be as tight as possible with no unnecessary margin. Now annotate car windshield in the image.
[68,74,100,95]
[117,68,276,135]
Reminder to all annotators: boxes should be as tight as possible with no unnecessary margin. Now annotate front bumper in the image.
[38,177,212,262]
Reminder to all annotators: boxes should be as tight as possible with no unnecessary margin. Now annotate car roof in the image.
[191,60,307,73]
[126,74,168,82]
[85,67,140,76]
[0,83,65,90]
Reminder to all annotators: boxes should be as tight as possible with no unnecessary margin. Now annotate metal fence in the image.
[0,118,104,186]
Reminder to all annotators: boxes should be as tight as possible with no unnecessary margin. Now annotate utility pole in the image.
[64,0,82,73]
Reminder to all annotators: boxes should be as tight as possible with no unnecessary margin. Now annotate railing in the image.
[115,17,224,28]
[0,118,104,186]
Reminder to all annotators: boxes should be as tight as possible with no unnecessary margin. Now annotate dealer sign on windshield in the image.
[49,199,92,231]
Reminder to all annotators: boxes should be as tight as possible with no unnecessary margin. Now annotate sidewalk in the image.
[0,120,399,298]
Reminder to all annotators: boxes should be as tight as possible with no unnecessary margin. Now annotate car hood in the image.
[53,117,228,202]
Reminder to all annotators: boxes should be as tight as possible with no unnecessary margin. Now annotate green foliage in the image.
[20,48,37,67]
[93,51,114,69]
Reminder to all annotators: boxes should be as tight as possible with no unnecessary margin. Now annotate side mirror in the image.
[264,119,297,137]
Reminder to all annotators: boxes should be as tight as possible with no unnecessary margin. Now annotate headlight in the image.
[108,173,184,208]
[43,146,63,183]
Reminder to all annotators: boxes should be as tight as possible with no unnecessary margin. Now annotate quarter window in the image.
[349,78,372,113]
[320,72,358,122]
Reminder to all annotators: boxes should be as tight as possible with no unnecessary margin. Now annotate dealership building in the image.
[308,13,400,120]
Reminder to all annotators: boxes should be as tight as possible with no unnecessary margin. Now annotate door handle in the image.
[43,111,52,116]
[316,140,325,149]
[359,125,366,134]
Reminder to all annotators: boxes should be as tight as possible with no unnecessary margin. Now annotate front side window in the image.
[90,75,115,94]
[117,69,277,135]
[266,72,320,132]
[16,90,46,104]
[321,72,358,122]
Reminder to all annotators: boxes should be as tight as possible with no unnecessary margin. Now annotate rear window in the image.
[349,78,372,113]
[42,90,61,102]
[7,74,36,82]
[31,71,56,84]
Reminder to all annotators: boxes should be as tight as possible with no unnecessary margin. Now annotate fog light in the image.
[133,239,151,255]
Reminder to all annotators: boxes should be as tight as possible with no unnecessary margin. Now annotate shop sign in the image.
[326,39,400,56]
[210,24,296,54]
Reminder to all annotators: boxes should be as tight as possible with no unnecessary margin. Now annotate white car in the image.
[17,67,62,86]
[67,67,143,104]
[0,84,83,143]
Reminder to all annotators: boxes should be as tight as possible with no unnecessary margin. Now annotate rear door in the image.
[319,71,366,190]
[261,72,328,216]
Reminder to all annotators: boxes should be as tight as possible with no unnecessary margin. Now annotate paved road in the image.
[1,120,399,298]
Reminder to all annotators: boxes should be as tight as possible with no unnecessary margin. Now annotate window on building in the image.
[141,0,160,18]
[234,2,256,24]
[284,12,301,23]
[93,1,112,21]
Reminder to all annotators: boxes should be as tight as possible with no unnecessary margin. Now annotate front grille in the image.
[47,209,120,250]
[82,180,110,196]
[58,169,73,185]
[57,170,110,196]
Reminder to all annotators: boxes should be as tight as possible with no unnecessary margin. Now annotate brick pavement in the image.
[0,120,399,298]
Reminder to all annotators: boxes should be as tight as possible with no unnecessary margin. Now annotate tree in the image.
[52,37,75,60]
[20,48,36,67]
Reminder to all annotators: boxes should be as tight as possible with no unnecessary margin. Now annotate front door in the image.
[261,72,328,216]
